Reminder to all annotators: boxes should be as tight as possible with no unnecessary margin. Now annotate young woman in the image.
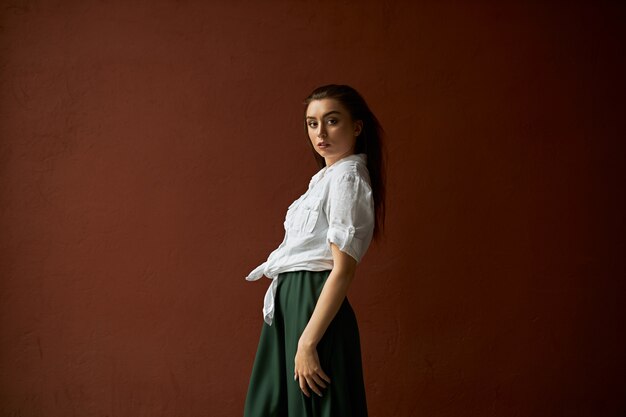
[244,84,386,417]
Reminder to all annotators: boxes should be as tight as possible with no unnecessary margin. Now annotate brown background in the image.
[1,1,624,416]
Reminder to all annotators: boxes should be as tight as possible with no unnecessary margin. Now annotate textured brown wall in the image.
[1,1,624,416]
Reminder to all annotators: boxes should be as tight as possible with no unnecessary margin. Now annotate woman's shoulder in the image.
[327,157,371,186]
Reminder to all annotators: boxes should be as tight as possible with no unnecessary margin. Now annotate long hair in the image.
[303,84,387,241]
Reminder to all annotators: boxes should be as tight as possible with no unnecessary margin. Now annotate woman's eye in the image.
[327,119,337,125]
[308,121,317,128]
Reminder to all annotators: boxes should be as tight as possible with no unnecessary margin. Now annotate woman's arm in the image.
[294,242,358,397]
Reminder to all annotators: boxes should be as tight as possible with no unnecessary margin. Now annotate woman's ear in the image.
[354,120,363,137]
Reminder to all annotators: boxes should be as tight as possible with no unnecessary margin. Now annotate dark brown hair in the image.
[303,84,387,241]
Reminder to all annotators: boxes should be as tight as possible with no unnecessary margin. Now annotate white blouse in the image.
[245,153,375,326]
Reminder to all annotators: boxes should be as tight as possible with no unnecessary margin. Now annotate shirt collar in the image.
[326,153,367,173]
[308,153,367,188]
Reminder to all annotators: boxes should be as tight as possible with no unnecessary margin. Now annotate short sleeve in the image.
[325,171,375,263]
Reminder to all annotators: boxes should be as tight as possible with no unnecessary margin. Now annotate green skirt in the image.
[243,270,368,417]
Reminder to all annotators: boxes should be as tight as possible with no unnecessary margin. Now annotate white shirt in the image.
[245,153,375,325]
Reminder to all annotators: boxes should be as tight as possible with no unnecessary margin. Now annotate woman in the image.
[244,84,386,417]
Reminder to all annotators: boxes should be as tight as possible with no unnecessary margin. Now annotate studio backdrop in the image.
[0,1,624,416]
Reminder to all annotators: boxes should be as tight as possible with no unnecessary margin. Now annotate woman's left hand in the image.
[294,342,331,398]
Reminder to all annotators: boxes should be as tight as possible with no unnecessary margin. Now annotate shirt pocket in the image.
[285,197,322,234]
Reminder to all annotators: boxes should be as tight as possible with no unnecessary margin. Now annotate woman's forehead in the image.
[306,98,346,118]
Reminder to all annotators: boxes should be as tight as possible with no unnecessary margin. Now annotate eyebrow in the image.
[305,110,342,120]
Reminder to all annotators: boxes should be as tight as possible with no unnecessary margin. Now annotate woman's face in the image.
[305,98,363,166]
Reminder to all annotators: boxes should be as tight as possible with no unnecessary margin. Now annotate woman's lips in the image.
[317,142,329,149]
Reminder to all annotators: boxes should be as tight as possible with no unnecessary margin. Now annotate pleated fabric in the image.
[243,270,368,417]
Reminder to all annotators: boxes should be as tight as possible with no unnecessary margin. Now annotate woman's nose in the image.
[317,126,327,138]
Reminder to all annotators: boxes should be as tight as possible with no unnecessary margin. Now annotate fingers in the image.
[296,373,311,397]
[307,378,323,397]
[294,348,332,398]
[318,369,331,385]
[311,373,327,389]
[294,370,330,398]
